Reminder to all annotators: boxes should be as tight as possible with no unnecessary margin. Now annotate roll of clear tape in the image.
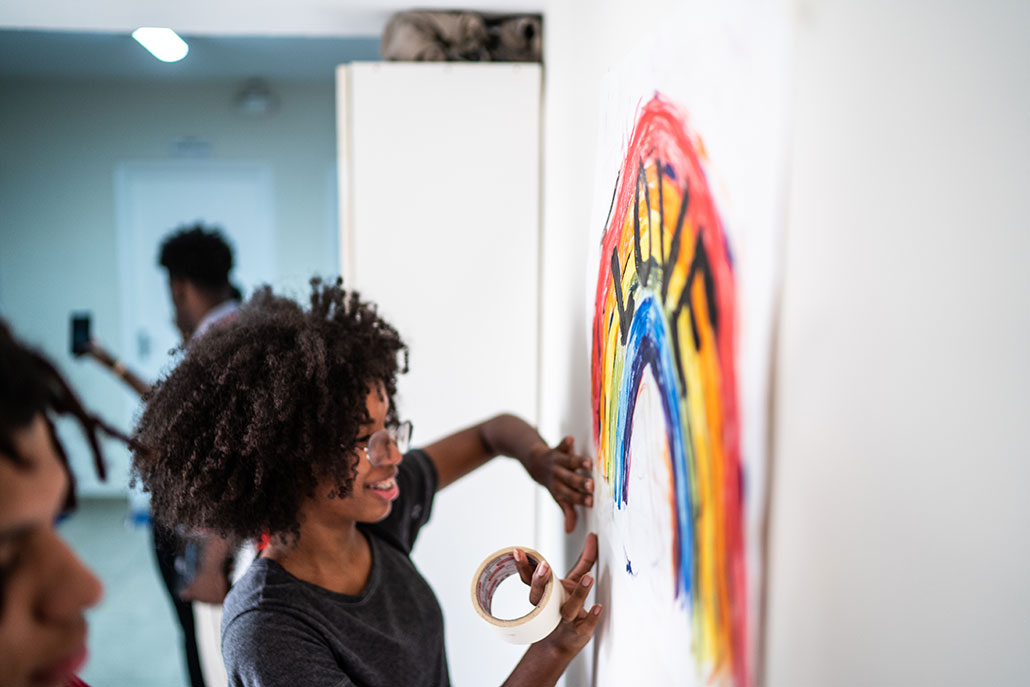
[470,545,565,644]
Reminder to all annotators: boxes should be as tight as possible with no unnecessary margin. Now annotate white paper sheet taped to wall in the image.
[471,546,565,644]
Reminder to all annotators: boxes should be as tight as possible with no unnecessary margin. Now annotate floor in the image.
[59,497,190,687]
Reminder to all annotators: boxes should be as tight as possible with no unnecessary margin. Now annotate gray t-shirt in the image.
[222,449,449,687]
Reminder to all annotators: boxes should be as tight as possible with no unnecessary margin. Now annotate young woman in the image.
[132,280,601,686]
[0,320,126,687]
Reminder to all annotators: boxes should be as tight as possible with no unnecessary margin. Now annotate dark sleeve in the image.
[222,609,353,687]
[366,448,437,553]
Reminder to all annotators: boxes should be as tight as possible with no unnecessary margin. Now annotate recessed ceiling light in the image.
[132,27,189,63]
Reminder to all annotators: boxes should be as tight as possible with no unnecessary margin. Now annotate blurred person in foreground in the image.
[0,319,128,686]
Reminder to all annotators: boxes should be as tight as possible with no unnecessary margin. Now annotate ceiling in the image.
[0,2,546,82]
[0,29,381,81]
[0,1,545,37]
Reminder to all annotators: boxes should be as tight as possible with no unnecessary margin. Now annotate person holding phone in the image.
[70,313,151,396]
[132,279,600,686]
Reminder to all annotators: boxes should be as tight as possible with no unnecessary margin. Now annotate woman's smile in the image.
[364,473,400,501]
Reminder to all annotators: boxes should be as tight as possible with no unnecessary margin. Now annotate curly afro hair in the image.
[131,278,407,541]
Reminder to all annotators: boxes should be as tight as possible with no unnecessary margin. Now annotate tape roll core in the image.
[470,546,565,645]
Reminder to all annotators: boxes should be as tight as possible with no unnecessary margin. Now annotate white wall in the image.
[0,77,340,494]
[542,0,1030,686]
[540,2,680,685]
[765,1,1030,685]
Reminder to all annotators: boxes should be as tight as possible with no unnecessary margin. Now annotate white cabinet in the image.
[336,62,544,687]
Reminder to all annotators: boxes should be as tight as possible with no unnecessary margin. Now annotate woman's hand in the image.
[424,416,595,529]
[502,535,603,686]
[525,437,595,533]
[179,565,229,604]
[513,533,603,657]
[178,534,234,604]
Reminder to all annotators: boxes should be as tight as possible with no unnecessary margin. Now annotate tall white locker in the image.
[336,62,544,686]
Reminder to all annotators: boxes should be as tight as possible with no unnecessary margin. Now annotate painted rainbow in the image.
[591,94,747,686]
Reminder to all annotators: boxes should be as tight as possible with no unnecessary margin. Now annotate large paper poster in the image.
[588,4,790,686]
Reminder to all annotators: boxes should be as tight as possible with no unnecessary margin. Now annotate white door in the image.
[114,161,278,686]
[112,161,277,484]
[115,161,276,379]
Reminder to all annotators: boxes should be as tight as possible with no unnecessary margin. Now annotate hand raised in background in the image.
[525,436,594,533]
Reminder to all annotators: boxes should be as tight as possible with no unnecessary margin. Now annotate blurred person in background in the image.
[150,225,243,687]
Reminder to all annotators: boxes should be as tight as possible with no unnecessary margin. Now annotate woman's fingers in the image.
[528,559,550,606]
[553,447,593,473]
[550,468,593,513]
[513,548,538,586]
[539,536,603,654]
[552,482,592,510]
[577,604,603,633]
[555,486,592,511]
[561,573,594,622]
[553,465,594,498]
[560,502,577,534]
[543,436,595,530]
[565,533,599,583]
[549,479,590,532]
[514,549,556,606]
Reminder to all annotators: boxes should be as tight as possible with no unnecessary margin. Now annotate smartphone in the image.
[70,312,91,356]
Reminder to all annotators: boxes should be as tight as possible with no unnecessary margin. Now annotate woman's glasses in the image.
[362,420,413,465]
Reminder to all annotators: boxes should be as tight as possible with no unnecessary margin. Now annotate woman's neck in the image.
[262,513,372,595]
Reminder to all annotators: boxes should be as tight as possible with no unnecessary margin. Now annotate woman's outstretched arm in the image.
[422,413,595,531]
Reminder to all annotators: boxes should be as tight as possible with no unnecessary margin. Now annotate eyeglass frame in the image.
[360,420,413,464]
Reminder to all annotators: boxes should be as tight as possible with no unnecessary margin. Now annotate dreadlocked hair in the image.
[131,278,408,542]
[0,320,127,510]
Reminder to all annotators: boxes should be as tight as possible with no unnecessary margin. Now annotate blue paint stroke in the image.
[612,294,694,598]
